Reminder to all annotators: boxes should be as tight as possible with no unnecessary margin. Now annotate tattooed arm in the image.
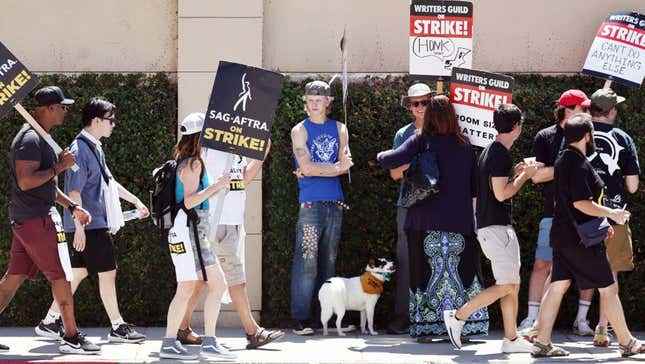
[291,122,353,177]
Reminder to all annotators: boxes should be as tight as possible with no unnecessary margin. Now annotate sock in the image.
[43,309,61,325]
[111,317,125,331]
[576,300,591,323]
[527,301,540,321]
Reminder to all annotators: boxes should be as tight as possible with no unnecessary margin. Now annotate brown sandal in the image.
[620,338,645,358]
[531,341,569,358]
[246,327,285,349]
[177,327,202,345]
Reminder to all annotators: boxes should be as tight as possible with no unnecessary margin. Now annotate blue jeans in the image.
[291,201,343,321]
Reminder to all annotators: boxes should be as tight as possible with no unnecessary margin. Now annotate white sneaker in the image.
[518,316,536,331]
[443,310,465,349]
[573,319,594,336]
[502,336,538,353]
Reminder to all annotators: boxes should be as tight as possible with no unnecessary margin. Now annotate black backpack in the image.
[150,159,181,231]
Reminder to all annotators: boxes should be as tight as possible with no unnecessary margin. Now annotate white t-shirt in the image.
[203,149,248,225]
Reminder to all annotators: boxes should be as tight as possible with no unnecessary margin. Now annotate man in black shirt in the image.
[444,104,540,353]
[533,113,644,358]
[521,90,595,336]
[587,88,640,347]
[1,86,100,354]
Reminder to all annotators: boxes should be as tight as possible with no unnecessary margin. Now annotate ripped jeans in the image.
[290,201,343,322]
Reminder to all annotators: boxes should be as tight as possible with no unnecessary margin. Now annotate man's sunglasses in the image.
[102,117,117,126]
[410,100,429,108]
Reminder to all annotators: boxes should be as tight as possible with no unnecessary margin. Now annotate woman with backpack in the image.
[159,113,232,360]
[377,95,488,342]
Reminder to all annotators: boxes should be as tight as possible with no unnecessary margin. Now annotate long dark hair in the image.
[174,133,203,168]
[422,95,468,144]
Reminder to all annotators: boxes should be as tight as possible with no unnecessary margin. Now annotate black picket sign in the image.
[201,61,283,160]
[0,41,39,119]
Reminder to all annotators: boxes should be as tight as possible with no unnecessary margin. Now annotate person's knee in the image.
[549,280,571,295]
[598,283,618,297]
[98,269,116,282]
[176,282,198,300]
[499,284,519,295]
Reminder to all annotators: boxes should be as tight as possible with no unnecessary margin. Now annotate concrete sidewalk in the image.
[0,327,643,363]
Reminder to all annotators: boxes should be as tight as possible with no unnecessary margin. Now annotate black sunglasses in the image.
[411,100,429,108]
[102,116,117,126]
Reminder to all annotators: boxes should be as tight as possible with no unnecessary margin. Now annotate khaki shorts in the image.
[213,224,246,286]
[605,224,634,272]
[477,225,521,285]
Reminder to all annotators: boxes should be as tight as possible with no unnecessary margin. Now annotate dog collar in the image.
[360,272,384,294]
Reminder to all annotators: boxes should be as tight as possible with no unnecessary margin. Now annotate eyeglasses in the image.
[51,104,69,112]
[410,100,429,108]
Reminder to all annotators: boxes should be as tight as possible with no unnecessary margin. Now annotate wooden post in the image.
[436,77,444,94]
[14,103,79,171]
[603,79,613,90]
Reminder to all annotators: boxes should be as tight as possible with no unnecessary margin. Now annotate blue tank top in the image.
[175,160,210,210]
[296,118,344,203]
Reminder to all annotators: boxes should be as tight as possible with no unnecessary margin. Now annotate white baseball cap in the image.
[180,112,205,135]
[406,83,433,98]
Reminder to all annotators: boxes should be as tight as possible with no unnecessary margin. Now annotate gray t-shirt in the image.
[9,125,57,223]
[62,134,109,232]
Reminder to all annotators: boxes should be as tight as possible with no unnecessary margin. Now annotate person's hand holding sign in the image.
[55,148,76,174]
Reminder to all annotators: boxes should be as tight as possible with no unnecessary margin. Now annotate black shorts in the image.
[66,229,117,274]
[550,228,614,290]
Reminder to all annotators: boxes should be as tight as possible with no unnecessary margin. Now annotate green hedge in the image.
[262,75,645,330]
[0,73,178,326]
[1,73,643,331]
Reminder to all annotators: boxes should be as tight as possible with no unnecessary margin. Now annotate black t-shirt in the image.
[533,124,565,217]
[476,141,512,228]
[552,147,605,244]
[9,125,57,223]
[588,122,640,211]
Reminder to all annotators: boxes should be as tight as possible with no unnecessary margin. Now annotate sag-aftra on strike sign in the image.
[201,61,283,160]
[582,11,644,87]
[409,0,473,78]
[0,41,39,119]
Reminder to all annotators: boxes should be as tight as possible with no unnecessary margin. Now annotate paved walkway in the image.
[0,327,643,363]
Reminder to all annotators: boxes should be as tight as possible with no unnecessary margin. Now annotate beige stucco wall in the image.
[263,0,645,74]
[0,0,177,72]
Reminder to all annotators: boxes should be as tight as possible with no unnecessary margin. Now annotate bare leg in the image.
[597,272,618,328]
[49,268,88,314]
[180,282,205,330]
[598,283,633,346]
[0,273,26,314]
[165,281,198,338]
[528,260,551,303]
[98,270,122,322]
[536,280,570,345]
[456,284,515,321]
[51,278,78,337]
[229,283,260,335]
[203,264,227,337]
[499,284,520,339]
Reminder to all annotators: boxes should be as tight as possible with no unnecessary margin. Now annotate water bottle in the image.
[122,209,141,222]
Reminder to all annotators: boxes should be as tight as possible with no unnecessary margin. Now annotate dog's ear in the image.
[368,258,375,268]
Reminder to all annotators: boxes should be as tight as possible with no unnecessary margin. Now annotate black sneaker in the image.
[108,323,146,343]
[0,343,8,351]
[292,321,314,336]
[35,317,64,340]
[59,332,101,355]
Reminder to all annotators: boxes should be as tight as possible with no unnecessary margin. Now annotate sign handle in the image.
[208,153,234,235]
[14,103,79,172]
[436,77,444,94]
[603,79,613,90]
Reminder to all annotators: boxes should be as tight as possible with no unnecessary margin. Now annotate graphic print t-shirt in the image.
[204,149,248,225]
[588,122,640,211]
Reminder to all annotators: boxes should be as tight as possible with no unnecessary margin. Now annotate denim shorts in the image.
[535,217,553,262]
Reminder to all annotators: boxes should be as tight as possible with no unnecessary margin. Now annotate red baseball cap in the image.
[558,89,591,107]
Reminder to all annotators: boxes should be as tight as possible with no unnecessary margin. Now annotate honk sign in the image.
[200,61,283,161]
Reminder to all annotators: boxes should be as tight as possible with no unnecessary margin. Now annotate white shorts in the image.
[477,225,521,285]
[168,210,216,282]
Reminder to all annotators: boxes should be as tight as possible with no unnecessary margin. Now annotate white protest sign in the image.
[582,11,645,87]
[409,0,473,78]
[450,67,514,148]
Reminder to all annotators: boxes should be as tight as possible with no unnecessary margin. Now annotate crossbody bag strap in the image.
[76,136,110,184]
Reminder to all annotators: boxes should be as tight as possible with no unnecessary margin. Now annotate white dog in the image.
[318,258,395,336]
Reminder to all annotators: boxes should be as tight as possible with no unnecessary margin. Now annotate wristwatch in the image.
[68,203,79,214]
